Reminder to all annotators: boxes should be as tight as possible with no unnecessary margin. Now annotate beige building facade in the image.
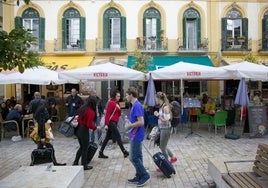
[1,0,268,106]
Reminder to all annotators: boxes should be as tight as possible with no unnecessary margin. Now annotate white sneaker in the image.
[11,136,22,142]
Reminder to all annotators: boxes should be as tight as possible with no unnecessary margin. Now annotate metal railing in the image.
[95,38,127,53]
[136,36,168,53]
[177,37,208,53]
[221,38,252,52]
[54,38,85,52]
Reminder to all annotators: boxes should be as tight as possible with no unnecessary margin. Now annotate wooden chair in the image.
[0,114,20,140]
[210,111,228,134]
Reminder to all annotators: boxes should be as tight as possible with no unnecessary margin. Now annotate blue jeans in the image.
[90,116,102,142]
[129,141,150,180]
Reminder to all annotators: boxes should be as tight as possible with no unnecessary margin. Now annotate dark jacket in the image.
[65,95,83,116]
[34,104,50,139]
[5,109,22,131]
[29,98,45,115]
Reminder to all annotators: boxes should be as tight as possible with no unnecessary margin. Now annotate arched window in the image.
[103,8,126,50]
[221,8,248,50]
[262,11,268,50]
[183,8,201,50]
[15,8,45,51]
[62,8,85,50]
[143,8,161,50]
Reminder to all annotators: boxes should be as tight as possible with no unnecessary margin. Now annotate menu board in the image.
[247,106,268,138]
[183,98,201,108]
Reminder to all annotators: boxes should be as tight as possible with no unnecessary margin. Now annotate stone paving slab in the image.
[0,123,267,188]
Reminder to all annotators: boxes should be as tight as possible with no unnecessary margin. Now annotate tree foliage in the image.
[0,27,44,73]
[243,52,259,64]
[131,50,152,73]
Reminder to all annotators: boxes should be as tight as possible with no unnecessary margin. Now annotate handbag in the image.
[58,116,76,137]
[30,147,55,166]
[30,123,53,143]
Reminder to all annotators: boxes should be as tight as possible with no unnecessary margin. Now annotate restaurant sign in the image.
[187,72,201,76]
[93,73,108,77]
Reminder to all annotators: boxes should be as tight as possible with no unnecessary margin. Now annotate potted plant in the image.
[227,37,234,42]
[237,36,245,43]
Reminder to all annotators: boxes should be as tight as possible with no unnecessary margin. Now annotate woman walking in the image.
[98,90,129,159]
[154,92,177,171]
[73,96,100,170]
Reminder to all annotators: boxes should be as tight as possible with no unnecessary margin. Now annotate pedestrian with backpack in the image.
[170,96,181,134]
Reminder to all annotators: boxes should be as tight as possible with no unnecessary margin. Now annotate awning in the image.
[221,57,244,65]
[41,55,94,71]
[127,55,214,71]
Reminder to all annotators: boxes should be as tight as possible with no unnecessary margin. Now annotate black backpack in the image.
[171,101,181,117]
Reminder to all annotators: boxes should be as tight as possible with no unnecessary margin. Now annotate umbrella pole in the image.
[172,81,175,96]
[180,79,184,115]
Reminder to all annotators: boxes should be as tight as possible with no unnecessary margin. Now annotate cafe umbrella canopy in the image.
[58,62,146,97]
[0,66,65,85]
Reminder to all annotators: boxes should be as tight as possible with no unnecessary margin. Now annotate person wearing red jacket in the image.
[98,90,129,159]
[73,96,101,170]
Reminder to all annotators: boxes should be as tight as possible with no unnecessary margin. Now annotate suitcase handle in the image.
[142,143,153,158]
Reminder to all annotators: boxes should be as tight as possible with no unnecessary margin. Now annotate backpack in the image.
[171,101,181,118]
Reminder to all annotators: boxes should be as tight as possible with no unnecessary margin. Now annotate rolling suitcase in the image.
[153,152,176,178]
[143,144,176,178]
[87,142,98,163]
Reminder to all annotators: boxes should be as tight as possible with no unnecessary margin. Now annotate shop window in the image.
[64,84,79,94]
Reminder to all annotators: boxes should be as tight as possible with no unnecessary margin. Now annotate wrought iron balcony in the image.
[177,37,208,53]
[221,37,252,52]
[54,38,86,52]
[136,36,168,53]
[95,38,127,53]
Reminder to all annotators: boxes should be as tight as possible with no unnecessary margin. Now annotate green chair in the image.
[211,111,228,134]
[196,108,212,130]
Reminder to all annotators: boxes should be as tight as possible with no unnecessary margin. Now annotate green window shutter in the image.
[39,17,45,51]
[62,18,67,50]
[143,18,146,38]
[197,18,201,47]
[80,17,86,50]
[183,18,186,48]
[262,18,268,49]
[242,18,248,49]
[120,16,126,49]
[103,17,110,49]
[14,17,22,28]
[221,17,227,50]
[156,18,161,49]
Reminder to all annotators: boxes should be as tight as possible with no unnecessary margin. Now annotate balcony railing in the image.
[136,36,168,53]
[177,37,208,53]
[221,38,252,52]
[95,38,127,53]
[54,38,86,52]
[258,38,268,52]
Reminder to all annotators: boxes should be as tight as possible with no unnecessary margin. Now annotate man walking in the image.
[89,89,104,143]
[125,88,150,187]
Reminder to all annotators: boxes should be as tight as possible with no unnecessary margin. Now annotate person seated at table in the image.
[0,102,10,120]
[5,104,24,135]
[204,97,216,115]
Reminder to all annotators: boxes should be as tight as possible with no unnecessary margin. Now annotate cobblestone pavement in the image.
[0,123,267,188]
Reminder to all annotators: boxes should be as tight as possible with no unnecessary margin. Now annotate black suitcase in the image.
[153,152,176,178]
[87,142,98,163]
[30,148,55,166]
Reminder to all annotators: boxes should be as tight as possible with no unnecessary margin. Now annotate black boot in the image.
[84,165,93,170]
[123,150,129,158]
[98,151,108,159]
[54,162,67,166]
